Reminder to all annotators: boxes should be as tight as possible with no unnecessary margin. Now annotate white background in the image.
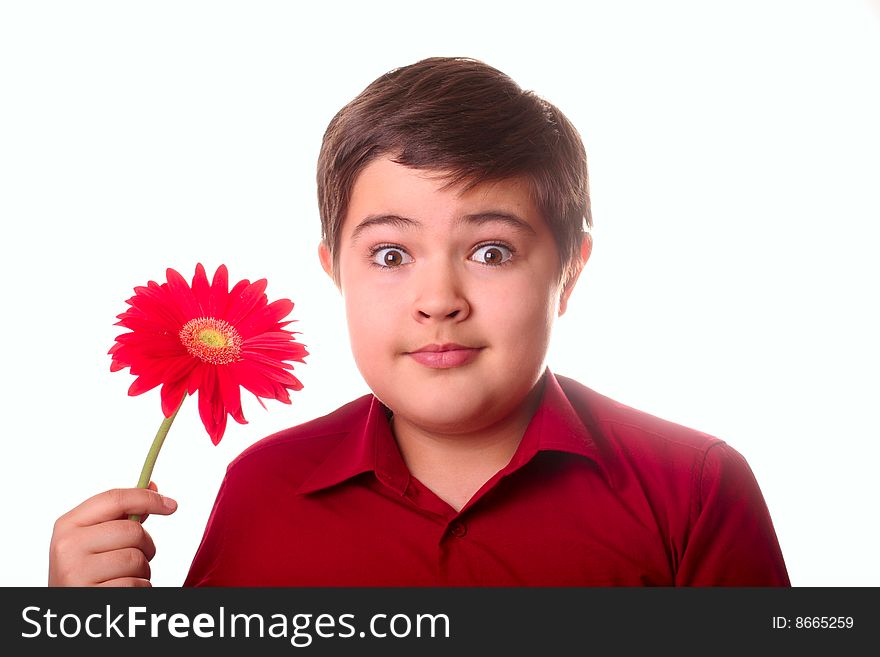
[1,1,877,587]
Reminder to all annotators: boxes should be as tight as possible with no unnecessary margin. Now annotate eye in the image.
[371,246,413,268]
[470,243,513,266]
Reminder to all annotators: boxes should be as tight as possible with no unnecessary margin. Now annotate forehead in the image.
[342,157,546,237]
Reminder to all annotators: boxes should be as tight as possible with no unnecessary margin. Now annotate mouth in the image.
[405,343,484,369]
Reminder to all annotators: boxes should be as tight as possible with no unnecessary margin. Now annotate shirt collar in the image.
[296,367,611,497]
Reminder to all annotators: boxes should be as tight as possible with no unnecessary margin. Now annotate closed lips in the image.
[405,345,483,369]
[409,343,478,353]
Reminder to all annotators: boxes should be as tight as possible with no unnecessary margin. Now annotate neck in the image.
[388,376,546,508]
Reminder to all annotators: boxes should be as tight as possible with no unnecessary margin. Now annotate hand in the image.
[48,481,178,587]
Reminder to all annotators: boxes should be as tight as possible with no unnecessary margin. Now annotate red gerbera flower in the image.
[109,263,307,445]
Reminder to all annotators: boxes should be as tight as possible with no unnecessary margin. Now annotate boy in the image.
[49,57,790,586]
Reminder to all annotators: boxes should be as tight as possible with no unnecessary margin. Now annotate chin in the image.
[395,391,505,433]
[406,409,492,435]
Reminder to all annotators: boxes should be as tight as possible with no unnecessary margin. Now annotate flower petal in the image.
[197,367,227,445]
[209,264,229,317]
[224,278,250,317]
[190,263,211,316]
[160,379,188,417]
[225,279,268,327]
[165,267,202,322]
[234,298,294,338]
[125,281,186,330]
[217,365,247,425]
[228,358,303,401]
[128,374,162,396]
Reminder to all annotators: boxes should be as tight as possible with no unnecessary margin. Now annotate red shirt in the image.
[184,369,790,586]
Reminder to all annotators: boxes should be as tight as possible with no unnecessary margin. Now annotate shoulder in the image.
[552,373,735,494]
[555,373,722,454]
[222,393,373,484]
[552,373,777,553]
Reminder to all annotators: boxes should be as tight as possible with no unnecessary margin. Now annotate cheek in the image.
[342,278,400,352]
[481,277,557,343]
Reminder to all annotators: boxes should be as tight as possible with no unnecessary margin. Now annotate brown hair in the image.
[317,56,592,288]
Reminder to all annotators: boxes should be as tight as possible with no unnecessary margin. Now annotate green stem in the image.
[128,395,185,522]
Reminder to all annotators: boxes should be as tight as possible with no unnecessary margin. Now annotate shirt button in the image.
[449,520,467,538]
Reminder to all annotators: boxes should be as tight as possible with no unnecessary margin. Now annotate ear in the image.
[318,240,342,292]
[317,241,338,287]
[558,232,592,317]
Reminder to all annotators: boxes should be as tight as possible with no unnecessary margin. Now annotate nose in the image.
[412,262,471,323]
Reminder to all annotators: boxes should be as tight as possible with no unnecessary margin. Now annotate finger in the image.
[63,488,177,527]
[96,577,152,588]
[76,520,157,561]
[90,548,151,583]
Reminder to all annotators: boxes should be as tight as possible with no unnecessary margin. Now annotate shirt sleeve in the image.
[674,441,790,586]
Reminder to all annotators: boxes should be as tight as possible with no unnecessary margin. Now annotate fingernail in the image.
[161,495,178,511]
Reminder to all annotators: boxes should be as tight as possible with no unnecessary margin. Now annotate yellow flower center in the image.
[197,328,227,348]
[179,317,243,365]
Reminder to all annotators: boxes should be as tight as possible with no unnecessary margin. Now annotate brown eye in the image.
[483,247,503,263]
[372,247,412,268]
[471,244,513,266]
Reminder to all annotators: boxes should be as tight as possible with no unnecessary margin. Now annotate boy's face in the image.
[319,156,590,435]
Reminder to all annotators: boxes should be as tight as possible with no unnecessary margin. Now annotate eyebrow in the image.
[350,212,537,243]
